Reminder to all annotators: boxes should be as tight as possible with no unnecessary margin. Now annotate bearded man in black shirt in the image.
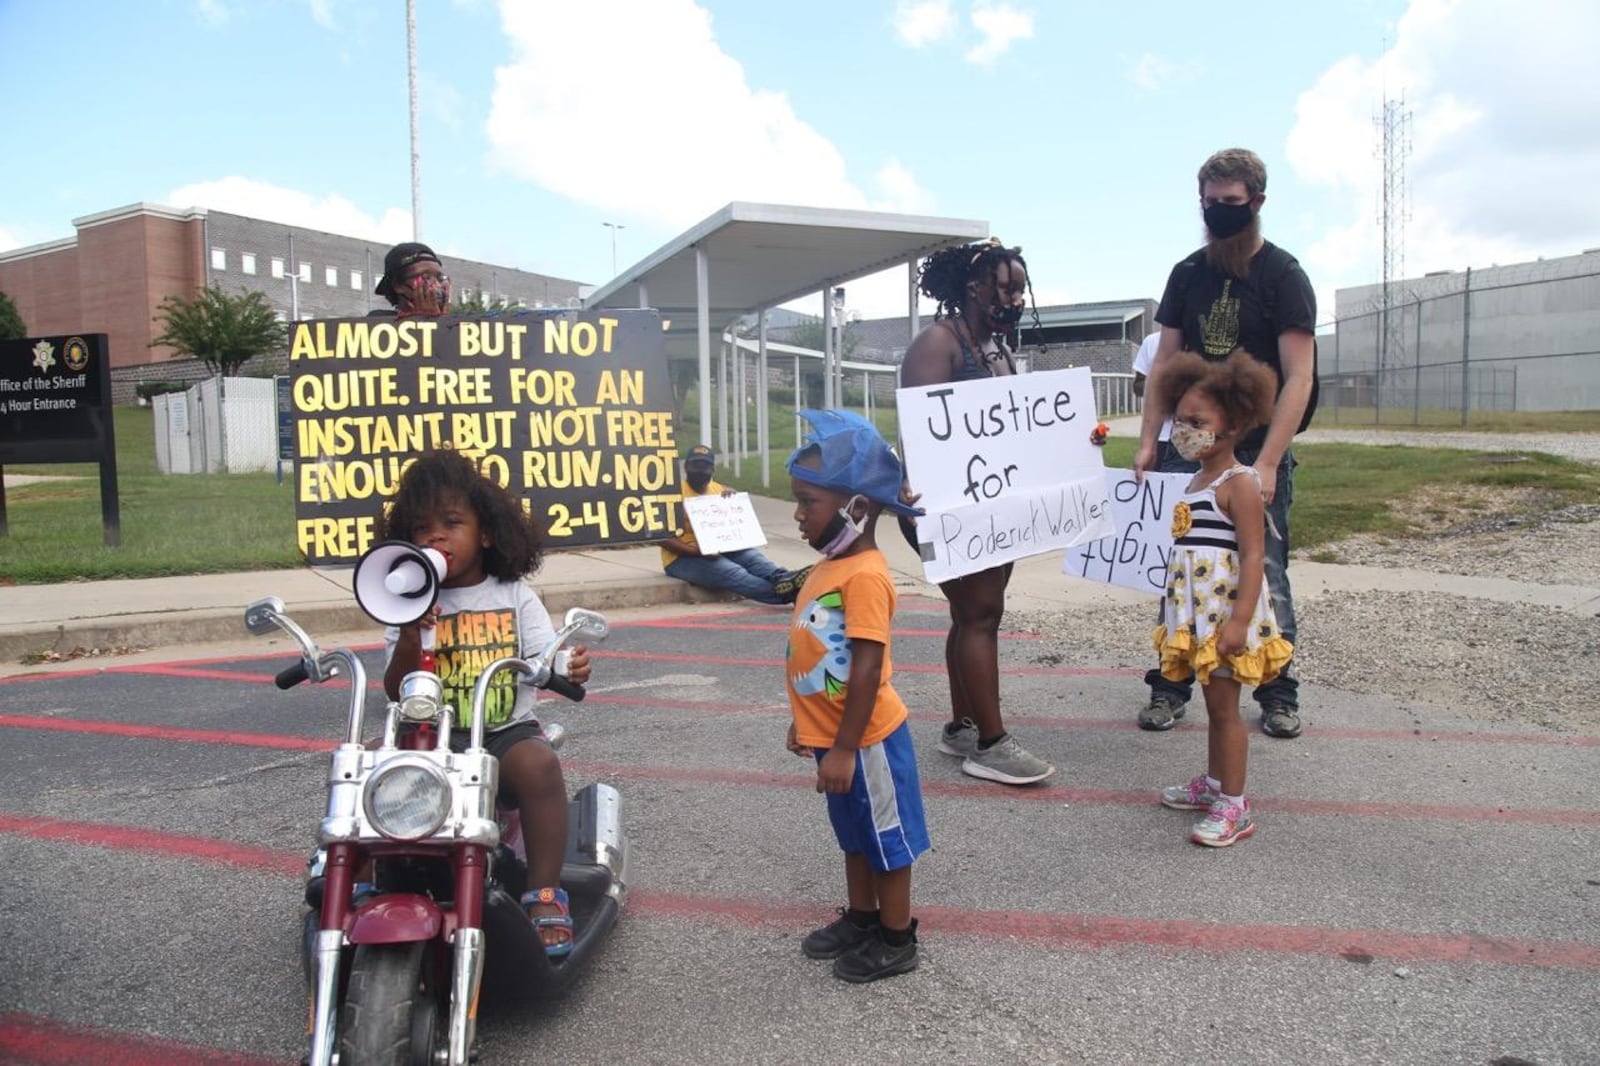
[1133,148,1318,740]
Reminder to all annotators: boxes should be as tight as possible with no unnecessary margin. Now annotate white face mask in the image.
[818,495,867,558]
[1171,421,1220,461]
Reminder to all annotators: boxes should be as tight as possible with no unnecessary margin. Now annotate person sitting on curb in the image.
[661,445,809,605]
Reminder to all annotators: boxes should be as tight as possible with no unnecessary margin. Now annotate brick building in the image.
[0,202,585,396]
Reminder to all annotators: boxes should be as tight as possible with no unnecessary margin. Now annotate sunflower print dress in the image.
[1152,465,1293,687]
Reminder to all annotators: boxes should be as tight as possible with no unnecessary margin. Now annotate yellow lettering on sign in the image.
[507,369,577,407]
[296,515,375,559]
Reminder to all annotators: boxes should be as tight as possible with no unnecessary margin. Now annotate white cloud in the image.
[870,160,937,215]
[165,177,413,245]
[1287,0,1600,311]
[0,225,26,253]
[964,1,1033,66]
[893,0,956,47]
[307,0,336,30]
[194,0,228,27]
[1126,52,1201,93]
[486,0,932,230]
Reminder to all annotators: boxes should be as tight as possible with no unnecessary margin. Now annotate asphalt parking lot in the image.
[1,595,1597,1065]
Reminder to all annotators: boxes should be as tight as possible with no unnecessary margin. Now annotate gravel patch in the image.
[1296,427,1600,464]
[1011,485,1600,734]
[1013,592,1600,735]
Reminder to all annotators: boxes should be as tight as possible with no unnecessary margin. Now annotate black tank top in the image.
[945,320,1015,381]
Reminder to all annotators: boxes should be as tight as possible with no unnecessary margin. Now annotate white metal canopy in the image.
[583,202,989,462]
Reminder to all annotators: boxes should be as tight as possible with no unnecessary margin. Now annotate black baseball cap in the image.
[684,444,716,468]
[375,242,442,298]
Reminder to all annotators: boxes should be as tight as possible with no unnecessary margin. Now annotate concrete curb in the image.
[0,576,734,663]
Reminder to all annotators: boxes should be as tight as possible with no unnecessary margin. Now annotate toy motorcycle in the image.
[243,597,627,1066]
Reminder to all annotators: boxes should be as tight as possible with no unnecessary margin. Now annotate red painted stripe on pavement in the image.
[1,716,1594,827]
[617,619,1041,640]
[5,816,1597,973]
[13,653,1595,750]
[559,759,1600,828]
[629,889,1600,970]
[0,1013,289,1066]
[0,713,327,751]
[0,814,303,876]
[596,648,1135,676]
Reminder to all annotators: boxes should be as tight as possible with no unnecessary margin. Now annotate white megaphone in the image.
[352,540,449,627]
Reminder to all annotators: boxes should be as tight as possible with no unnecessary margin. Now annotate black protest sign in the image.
[287,310,679,564]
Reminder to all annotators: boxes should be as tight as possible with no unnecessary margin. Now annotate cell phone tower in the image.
[1375,89,1412,393]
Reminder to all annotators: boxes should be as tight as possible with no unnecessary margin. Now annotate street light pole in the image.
[602,222,625,277]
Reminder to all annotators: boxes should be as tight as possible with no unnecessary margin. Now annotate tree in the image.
[453,291,518,314]
[0,289,25,340]
[150,285,286,375]
[784,320,859,361]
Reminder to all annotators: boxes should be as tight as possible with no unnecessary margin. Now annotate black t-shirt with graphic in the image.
[1155,241,1318,449]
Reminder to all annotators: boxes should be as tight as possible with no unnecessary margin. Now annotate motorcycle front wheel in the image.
[336,942,443,1066]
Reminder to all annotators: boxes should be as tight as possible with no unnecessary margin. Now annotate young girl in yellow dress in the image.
[1152,350,1293,847]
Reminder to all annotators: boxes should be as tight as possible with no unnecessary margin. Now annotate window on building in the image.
[271,258,285,279]
[325,266,338,287]
[210,247,227,271]
[351,270,363,290]
[241,253,257,275]
[298,262,311,283]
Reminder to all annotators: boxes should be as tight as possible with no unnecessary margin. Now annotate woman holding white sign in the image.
[897,239,1054,786]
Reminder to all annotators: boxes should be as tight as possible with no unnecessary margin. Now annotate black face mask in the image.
[988,302,1025,329]
[685,472,712,492]
[1203,201,1255,239]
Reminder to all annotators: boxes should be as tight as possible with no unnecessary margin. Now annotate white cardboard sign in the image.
[1064,469,1191,595]
[681,492,768,554]
[897,367,1114,582]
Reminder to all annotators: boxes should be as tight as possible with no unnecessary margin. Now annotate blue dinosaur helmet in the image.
[785,409,922,518]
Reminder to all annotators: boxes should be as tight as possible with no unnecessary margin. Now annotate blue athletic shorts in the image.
[814,720,930,872]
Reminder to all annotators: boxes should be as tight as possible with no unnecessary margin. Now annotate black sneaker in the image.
[832,921,919,984]
[801,908,878,959]
[774,566,813,605]
[1260,702,1303,739]
[1138,695,1186,731]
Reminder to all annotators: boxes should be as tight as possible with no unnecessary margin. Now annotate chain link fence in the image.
[1323,261,1600,425]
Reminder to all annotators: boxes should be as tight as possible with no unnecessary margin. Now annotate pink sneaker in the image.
[1160,774,1218,811]
[1191,798,1255,847]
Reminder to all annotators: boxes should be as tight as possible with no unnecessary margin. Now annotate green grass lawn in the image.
[1312,406,1600,433]
[2,404,1596,584]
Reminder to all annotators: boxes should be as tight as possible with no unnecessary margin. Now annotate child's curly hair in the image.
[1155,349,1277,434]
[378,449,544,581]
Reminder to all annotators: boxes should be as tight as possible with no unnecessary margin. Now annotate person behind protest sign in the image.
[373,241,451,317]
[897,238,1055,786]
[1133,148,1318,739]
[660,444,810,606]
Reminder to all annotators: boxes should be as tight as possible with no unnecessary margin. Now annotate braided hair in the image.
[917,238,1042,335]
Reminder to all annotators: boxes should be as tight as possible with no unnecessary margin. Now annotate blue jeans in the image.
[1145,442,1299,711]
[664,548,791,605]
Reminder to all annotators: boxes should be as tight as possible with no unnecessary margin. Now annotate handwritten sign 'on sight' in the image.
[1066,469,1190,594]
[897,367,1114,582]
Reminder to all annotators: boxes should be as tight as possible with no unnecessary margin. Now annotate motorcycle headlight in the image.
[363,759,451,841]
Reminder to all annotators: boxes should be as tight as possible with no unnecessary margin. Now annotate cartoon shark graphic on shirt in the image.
[789,591,849,699]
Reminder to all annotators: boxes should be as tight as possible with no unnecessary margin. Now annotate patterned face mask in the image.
[1171,421,1220,461]
[405,274,451,315]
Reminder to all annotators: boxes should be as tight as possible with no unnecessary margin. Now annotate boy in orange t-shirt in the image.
[784,409,929,983]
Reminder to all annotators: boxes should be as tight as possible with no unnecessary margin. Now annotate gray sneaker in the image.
[960,734,1055,785]
[937,717,979,758]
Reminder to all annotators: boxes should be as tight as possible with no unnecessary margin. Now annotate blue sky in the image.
[3,0,1597,323]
